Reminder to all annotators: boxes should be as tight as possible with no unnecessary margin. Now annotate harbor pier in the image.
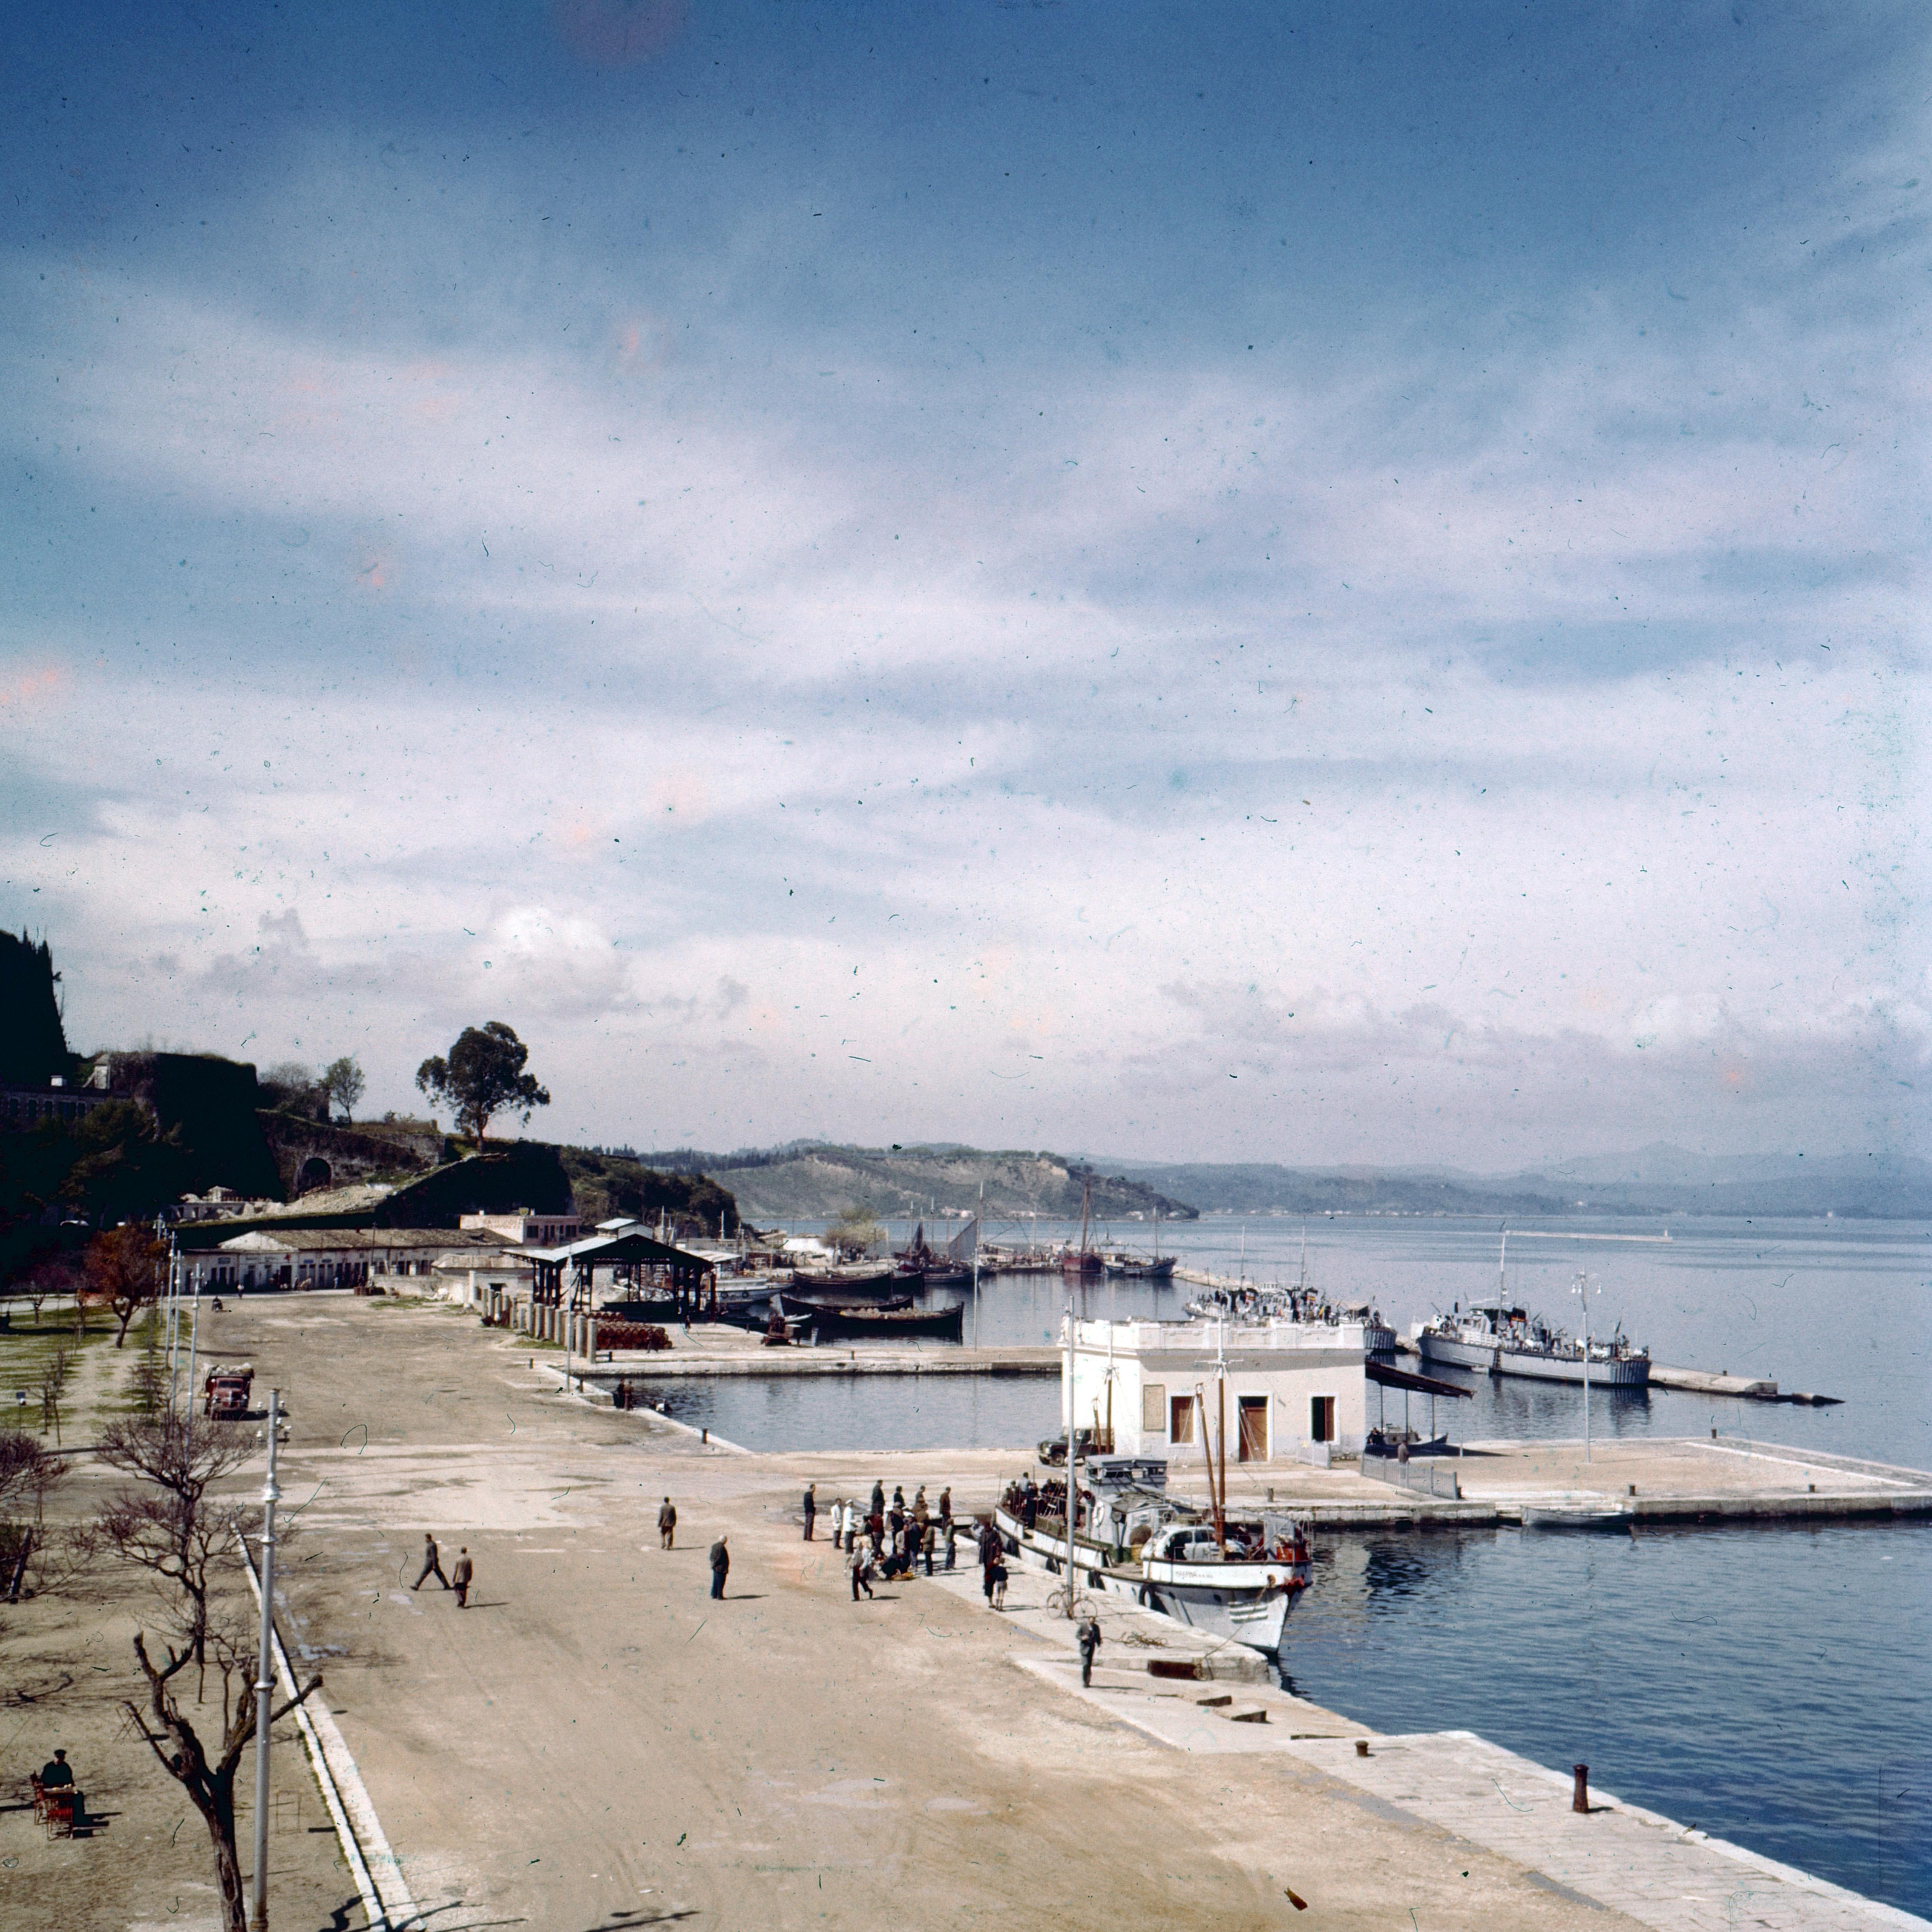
[31,1290,1924,1930]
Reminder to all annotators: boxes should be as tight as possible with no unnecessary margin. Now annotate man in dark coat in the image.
[412,1532,450,1591]
[1078,1616,1103,1686]
[451,1547,474,1608]
[869,1479,885,1518]
[658,1498,677,1549]
[802,1483,817,1541]
[709,1534,730,1599]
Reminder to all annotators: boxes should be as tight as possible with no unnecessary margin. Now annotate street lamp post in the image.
[1570,1273,1599,1463]
[250,1388,283,1932]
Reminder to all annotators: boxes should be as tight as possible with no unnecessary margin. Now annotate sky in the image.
[2,1,1925,1169]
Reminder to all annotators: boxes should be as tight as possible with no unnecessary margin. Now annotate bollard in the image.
[1355,1739,1370,1758]
[701,1427,709,1444]
[1573,1763,1589,1813]
[1628,1484,1637,1497]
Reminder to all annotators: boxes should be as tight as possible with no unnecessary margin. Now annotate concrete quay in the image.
[968,1577,1929,1932]
[1181,1437,1932,1529]
[584,1322,1059,1376]
[56,1292,1922,1932]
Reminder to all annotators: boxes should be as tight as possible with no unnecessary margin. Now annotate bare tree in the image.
[98,1417,320,1932]
[37,1347,67,1447]
[0,1431,59,1519]
[125,1621,319,1932]
[94,1419,254,1692]
[81,1222,165,1347]
[0,1430,62,1603]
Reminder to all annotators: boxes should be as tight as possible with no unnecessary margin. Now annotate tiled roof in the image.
[219,1227,513,1253]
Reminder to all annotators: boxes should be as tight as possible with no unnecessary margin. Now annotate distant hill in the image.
[1102,1147,1932,1220]
[640,1142,1197,1225]
[1099,1162,1571,1219]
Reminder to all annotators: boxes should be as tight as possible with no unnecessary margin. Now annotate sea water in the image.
[651,1216,1930,1912]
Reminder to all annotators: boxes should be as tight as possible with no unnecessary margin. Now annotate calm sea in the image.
[647,1215,1931,1913]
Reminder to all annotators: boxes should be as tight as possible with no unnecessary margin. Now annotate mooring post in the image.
[1573,1763,1590,1813]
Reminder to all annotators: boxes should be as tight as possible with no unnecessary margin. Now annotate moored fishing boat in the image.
[1060,1178,1104,1278]
[776,1293,964,1340]
[993,1462,1311,1653]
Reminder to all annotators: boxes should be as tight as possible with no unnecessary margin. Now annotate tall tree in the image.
[81,1223,165,1347]
[0,931,71,1085]
[415,1022,550,1148]
[318,1055,365,1123]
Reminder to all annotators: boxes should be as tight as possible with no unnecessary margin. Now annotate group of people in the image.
[804,1480,963,1600]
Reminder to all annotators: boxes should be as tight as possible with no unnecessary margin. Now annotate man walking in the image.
[1078,1615,1103,1687]
[802,1482,817,1541]
[708,1533,730,1599]
[451,1547,474,1608]
[412,1532,450,1591]
[658,1497,677,1549]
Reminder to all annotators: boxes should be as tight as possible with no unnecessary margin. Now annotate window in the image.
[1142,1383,1166,1434]
[1170,1394,1196,1444]
[1310,1395,1336,1444]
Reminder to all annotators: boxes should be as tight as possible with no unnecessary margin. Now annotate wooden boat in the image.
[784,1291,915,1314]
[787,1266,905,1298]
[1060,1177,1104,1277]
[1520,1504,1634,1532]
[777,1294,964,1340]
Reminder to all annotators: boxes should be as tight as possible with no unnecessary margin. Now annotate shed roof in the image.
[522,1230,712,1270]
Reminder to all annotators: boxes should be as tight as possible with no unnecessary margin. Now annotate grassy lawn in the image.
[0,1297,169,1440]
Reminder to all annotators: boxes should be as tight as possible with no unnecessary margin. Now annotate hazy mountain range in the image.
[635,1140,1929,1223]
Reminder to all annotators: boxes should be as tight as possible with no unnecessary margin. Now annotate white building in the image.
[459,1208,582,1247]
[214,1226,513,1291]
[1065,1316,1369,1466]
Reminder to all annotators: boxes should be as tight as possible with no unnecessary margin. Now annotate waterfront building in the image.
[1066,1316,1369,1466]
[459,1207,583,1247]
[214,1224,517,1291]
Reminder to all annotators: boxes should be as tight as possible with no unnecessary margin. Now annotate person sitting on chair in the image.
[38,1748,73,1788]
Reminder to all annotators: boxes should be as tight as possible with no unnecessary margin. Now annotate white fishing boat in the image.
[995,1307,1315,1655]
[1183,1230,1395,1354]
[993,1465,1311,1654]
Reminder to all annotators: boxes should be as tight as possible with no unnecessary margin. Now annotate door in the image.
[1237,1396,1268,1463]
[1169,1394,1196,1444]
[1310,1395,1336,1444]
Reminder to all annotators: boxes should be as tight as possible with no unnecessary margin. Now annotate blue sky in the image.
[2,1,1925,1166]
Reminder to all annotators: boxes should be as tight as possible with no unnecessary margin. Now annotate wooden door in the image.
[1237,1396,1268,1463]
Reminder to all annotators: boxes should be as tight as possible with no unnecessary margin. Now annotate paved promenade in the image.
[39,1292,1922,1930]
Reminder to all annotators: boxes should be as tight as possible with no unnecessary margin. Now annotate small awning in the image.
[1366,1358,1473,1399]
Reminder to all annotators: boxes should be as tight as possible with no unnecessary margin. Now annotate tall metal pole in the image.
[1063,1295,1078,1616]
[184,1271,202,1440]
[1573,1272,1592,1465]
[164,1231,182,1420]
[250,1388,282,1932]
